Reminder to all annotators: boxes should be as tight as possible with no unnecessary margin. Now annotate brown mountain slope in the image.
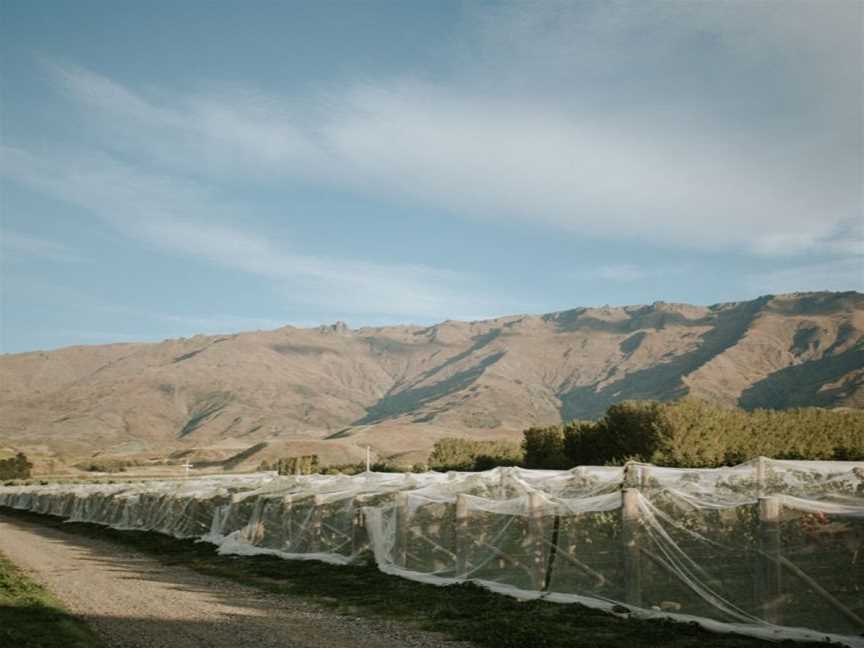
[0,291,861,470]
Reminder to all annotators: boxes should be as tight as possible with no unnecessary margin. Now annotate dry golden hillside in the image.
[1,291,861,472]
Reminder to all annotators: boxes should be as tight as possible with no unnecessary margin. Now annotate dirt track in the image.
[0,512,467,648]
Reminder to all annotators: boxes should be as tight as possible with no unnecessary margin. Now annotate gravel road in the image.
[0,512,471,648]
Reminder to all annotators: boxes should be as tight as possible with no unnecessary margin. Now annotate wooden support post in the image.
[756,457,767,498]
[757,496,783,625]
[281,494,294,549]
[623,462,634,488]
[396,492,409,568]
[543,514,561,592]
[638,465,650,495]
[351,498,369,561]
[247,497,267,544]
[455,494,469,576]
[621,488,642,607]
[529,492,546,591]
[308,495,324,553]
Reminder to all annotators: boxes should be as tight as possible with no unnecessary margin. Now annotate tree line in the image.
[0,452,33,480]
[427,437,523,472]
[422,399,864,471]
[521,398,864,469]
[8,398,859,483]
[258,455,320,475]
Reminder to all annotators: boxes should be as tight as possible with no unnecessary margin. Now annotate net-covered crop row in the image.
[1,459,862,646]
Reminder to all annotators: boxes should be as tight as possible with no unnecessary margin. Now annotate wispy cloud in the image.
[3,1,861,335]
[746,258,863,296]
[48,61,328,183]
[585,264,647,283]
[571,263,690,284]
[0,230,87,263]
[750,221,864,258]
[31,0,861,259]
[0,145,508,321]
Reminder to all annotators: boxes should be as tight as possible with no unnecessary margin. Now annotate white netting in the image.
[1,458,862,646]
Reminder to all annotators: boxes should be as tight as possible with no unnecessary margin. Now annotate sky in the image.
[1,0,862,353]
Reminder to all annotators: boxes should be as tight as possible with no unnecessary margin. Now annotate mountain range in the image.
[1,291,862,473]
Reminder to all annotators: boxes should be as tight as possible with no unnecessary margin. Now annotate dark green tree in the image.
[0,452,33,480]
[521,426,569,469]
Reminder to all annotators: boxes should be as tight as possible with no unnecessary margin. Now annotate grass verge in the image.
[0,508,825,648]
[0,548,104,648]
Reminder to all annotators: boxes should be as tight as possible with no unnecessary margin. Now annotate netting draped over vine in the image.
[1,458,862,646]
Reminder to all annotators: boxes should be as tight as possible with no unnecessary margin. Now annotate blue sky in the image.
[1,1,862,353]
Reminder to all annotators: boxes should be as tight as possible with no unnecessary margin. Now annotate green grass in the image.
[0,509,826,648]
[0,549,104,648]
